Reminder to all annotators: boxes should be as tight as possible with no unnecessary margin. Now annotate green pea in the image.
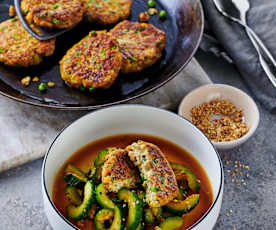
[52,18,60,24]
[89,87,95,93]
[38,83,47,91]
[53,4,59,9]
[159,10,167,19]
[148,0,156,8]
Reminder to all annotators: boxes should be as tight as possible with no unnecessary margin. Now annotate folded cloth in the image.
[201,0,276,112]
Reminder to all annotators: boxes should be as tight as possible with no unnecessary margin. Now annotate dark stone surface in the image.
[0,51,275,229]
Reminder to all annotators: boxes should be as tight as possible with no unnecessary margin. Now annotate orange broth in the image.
[52,134,213,229]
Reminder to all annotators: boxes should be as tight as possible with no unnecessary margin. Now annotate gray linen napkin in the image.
[201,0,276,112]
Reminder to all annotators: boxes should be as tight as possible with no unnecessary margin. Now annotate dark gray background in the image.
[0,51,275,229]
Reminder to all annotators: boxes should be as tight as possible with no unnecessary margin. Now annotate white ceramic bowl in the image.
[42,105,224,230]
[178,84,260,150]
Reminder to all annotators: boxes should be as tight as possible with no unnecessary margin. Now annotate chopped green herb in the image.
[38,83,47,91]
[89,86,95,93]
[11,18,17,22]
[95,2,101,7]
[129,56,136,64]
[53,3,59,9]
[148,0,156,8]
[142,155,146,161]
[158,175,164,183]
[151,186,158,192]
[0,48,5,53]
[88,0,94,6]
[84,43,89,48]
[98,63,102,69]
[134,29,139,34]
[13,35,19,40]
[113,0,118,4]
[24,9,29,14]
[0,27,7,31]
[40,14,46,18]
[75,51,80,57]
[118,5,122,8]
[130,171,135,176]
[90,57,96,62]
[159,10,167,19]
[153,158,158,164]
[112,46,117,50]
[123,29,129,33]
[79,85,85,92]
[157,41,161,47]
[52,18,60,24]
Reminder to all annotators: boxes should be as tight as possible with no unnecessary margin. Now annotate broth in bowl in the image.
[52,134,213,230]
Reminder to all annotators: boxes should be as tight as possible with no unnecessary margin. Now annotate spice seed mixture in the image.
[190,100,249,142]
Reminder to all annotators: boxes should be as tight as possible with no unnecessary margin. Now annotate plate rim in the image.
[0,0,204,111]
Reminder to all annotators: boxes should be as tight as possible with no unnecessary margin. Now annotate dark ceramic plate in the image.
[0,0,203,110]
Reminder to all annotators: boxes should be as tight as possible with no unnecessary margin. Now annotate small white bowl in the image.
[42,105,223,230]
[178,84,260,150]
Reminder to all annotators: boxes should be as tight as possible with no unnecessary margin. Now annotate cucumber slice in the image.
[118,188,143,230]
[64,163,88,188]
[94,206,123,230]
[65,185,82,206]
[144,208,155,225]
[66,180,94,220]
[159,217,183,230]
[165,194,200,215]
[94,149,110,167]
[170,162,200,192]
[96,183,115,210]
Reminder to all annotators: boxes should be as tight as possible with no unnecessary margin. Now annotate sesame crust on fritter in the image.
[126,140,178,207]
[0,18,56,67]
[110,20,166,74]
[84,0,132,25]
[21,0,85,29]
[102,148,140,193]
[59,30,122,89]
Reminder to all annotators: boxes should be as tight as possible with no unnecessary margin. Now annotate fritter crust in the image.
[110,20,166,73]
[126,140,178,207]
[102,148,140,193]
[84,0,132,25]
[0,18,56,67]
[59,30,122,89]
[21,0,85,29]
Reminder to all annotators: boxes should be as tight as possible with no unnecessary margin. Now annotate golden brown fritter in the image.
[102,148,140,193]
[0,18,56,67]
[21,0,85,29]
[110,20,166,73]
[59,30,122,89]
[84,0,132,25]
[126,140,178,207]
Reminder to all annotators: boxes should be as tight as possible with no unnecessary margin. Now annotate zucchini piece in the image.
[64,163,88,188]
[144,208,155,225]
[170,162,200,192]
[65,185,82,206]
[151,207,162,220]
[165,194,200,215]
[94,149,110,167]
[94,206,123,230]
[66,180,94,220]
[96,183,115,210]
[159,217,183,230]
[118,188,143,230]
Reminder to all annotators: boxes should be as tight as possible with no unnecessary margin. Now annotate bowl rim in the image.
[178,83,260,147]
[42,104,224,230]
